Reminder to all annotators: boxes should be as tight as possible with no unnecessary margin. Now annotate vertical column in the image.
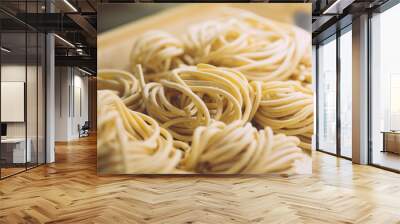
[352,14,369,164]
[312,45,317,151]
[336,29,341,157]
[46,1,55,163]
[54,67,73,141]
[88,76,97,133]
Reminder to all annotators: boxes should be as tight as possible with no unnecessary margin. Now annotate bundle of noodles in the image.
[290,51,312,85]
[97,90,184,174]
[183,120,308,174]
[254,81,313,151]
[130,30,187,81]
[172,64,261,123]
[137,64,261,142]
[98,69,145,112]
[183,10,311,82]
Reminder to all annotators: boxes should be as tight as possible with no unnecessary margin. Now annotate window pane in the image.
[371,3,400,171]
[318,37,337,154]
[340,29,352,158]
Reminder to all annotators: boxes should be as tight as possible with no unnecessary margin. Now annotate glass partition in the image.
[0,1,46,179]
[27,30,38,169]
[1,30,28,177]
[26,0,43,169]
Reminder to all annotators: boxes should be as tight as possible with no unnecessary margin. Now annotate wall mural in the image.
[97,3,313,175]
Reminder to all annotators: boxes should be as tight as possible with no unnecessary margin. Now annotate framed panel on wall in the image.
[1,82,25,122]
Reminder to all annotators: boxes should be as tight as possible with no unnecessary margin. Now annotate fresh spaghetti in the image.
[130,30,187,81]
[98,69,145,112]
[183,10,311,82]
[97,90,184,174]
[183,120,307,174]
[98,8,313,174]
[138,64,261,142]
[254,81,313,150]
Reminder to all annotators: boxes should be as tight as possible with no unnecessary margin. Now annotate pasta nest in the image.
[138,64,261,142]
[183,10,311,82]
[98,69,145,112]
[254,81,314,151]
[97,90,185,174]
[130,30,186,81]
[183,120,309,174]
[291,52,312,85]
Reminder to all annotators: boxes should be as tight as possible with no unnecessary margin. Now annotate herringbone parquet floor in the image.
[1,135,400,224]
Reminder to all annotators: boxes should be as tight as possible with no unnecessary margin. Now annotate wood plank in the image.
[0,135,399,223]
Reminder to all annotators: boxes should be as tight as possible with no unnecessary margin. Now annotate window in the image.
[370,2,400,171]
[317,36,337,154]
[339,28,352,158]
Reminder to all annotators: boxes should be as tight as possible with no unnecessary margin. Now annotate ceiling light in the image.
[54,34,75,48]
[78,67,92,76]
[323,0,343,15]
[1,47,11,53]
[63,0,78,12]
[76,48,84,55]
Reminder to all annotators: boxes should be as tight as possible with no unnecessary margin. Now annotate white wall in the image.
[55,67,89,141]
[74,74,89,135]
[55,67,70,141]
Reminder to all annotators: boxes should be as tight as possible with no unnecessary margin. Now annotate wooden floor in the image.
[1,163,42,178]
[1,135,400,224]
[373,151,400,171]
[0,167,26,178]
